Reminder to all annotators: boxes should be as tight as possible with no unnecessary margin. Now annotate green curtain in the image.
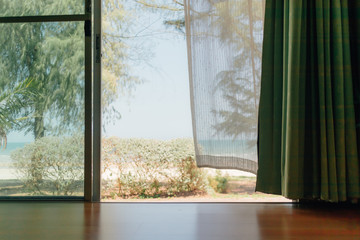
[256,0,360,202]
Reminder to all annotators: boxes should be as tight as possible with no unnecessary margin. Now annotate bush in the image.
[102,137,206,198]
[208,170,229,193]
[11,135,84,195]
[11,136,206,198]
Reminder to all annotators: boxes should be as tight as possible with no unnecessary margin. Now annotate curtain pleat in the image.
[256,0,360,202]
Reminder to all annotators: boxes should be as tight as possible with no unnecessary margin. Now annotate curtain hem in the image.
[196,155,258,175]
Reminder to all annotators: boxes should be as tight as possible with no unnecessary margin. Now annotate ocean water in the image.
[0,142,28,155]
[0,142,28,163]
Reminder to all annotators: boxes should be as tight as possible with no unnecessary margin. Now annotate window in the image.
[0,0,92,199]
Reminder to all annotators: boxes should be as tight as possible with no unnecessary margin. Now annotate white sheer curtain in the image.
[185,0,265,174]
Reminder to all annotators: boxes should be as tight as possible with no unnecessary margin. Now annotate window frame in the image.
[0,0,101,202]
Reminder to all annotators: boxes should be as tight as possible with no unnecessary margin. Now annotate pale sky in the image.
[103,6,193,140]
[103,34,193,140]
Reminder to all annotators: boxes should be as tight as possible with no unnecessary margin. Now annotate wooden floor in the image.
[0,202,359,240]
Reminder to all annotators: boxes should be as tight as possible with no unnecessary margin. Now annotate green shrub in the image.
[11,135,84,195]
[11,136,206,198]
[208,170,229,193]
[102,137,206,198]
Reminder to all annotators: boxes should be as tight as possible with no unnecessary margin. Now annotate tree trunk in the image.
[0,127,7,149]
[31,105,45,192]
[34,107,45,139]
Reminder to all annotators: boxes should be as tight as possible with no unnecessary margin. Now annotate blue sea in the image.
[0,142,28,164]
[0,142,28,155]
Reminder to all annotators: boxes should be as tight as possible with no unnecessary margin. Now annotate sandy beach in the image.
[0,168,17,180]
[0,155,18,179]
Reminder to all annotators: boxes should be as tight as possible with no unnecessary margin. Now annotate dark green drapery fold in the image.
[256,0,360,202]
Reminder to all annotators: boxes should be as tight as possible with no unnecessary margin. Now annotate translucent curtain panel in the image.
[185,0,265,174]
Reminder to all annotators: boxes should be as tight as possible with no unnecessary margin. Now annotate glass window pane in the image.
[0,21,85,197]
[0,0,84,17]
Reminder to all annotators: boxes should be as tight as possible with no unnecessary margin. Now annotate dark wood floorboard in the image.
[0,202,359,240]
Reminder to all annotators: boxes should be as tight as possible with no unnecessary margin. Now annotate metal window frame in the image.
[92,0,102,202]
[85,0,93,202]
[0,0,101,202]
[0,14,90,23]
